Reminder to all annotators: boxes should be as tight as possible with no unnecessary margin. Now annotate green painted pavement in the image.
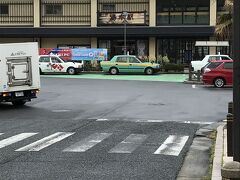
[41,73,188,82]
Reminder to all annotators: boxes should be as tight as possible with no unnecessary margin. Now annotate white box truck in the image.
[0,42,40,106]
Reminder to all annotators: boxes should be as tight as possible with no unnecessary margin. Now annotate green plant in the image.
[163,63,184,72]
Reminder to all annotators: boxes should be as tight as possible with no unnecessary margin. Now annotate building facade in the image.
[0,0,229,64]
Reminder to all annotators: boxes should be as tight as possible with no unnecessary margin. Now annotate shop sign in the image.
[98,12,145,25]
[72,48,108,61]
[195,41,229,47]
[39,48,108,61]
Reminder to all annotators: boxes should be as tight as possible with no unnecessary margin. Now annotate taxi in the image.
[100,55,160,75]
[39,55,83,75]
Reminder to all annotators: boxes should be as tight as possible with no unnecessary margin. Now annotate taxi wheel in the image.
[145,67,154,75]
[214,77,225,88]
[67,67,76,75]
[110,67,118,75]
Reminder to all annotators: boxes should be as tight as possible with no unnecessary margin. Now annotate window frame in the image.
[116,57,128,63]
[44,4,63,16]
[102,3,115,11]
[223,62,233,69]
[39,57,50,63]
[0,4,9,16]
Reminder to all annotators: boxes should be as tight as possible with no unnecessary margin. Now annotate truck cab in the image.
[39,55,83,75]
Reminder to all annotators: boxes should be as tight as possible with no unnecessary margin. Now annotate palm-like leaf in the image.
[215,0,233,40]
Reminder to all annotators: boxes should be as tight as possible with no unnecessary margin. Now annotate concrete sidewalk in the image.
[177,122,224,180]
[211,123,235,180]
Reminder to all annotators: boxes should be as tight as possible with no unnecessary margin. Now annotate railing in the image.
[41,1,91,26]
[188,65,202,82]
[97,0,149,26]
[0,1,33,26]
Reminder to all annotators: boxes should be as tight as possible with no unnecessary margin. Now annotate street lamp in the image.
[122,11,128,55]
[232,0,240,162]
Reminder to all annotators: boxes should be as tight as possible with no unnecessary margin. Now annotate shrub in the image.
[163,63,184,72]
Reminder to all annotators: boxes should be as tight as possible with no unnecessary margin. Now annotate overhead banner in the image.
[39,48,72,60]
[72,48,108,61]
[39,48,107,61]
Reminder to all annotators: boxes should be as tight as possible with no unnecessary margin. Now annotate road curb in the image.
[183,80,203,85]
[211,124,225,180]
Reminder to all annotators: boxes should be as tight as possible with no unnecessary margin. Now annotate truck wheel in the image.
[67,67,76,75]
[12,100,26,106]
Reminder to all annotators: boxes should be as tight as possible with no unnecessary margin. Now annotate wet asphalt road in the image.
[0,77,232,180]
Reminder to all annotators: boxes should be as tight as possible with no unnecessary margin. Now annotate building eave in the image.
[0,26,215,38]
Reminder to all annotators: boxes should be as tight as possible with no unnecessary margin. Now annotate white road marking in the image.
[16,132,74,151]
[0,133,37,149]
[96,119,213,125]
[63,133,112,152]
[154,135,189,156]
[0,133,3,136]
[109,134,148,153]
[96,119,109,121]
[192,85,196,88]
[185,121,213,125]
[52,110,70,113]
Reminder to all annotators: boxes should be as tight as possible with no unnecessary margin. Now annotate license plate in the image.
[15,91,24,97]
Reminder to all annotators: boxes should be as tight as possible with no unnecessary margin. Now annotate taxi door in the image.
[128,57,144,73]
[115,56,129,73]
[50,57,65,73]
[39,56,52,73]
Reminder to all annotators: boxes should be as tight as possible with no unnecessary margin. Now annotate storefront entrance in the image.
[157,38,209,64]
[98,39,148,59]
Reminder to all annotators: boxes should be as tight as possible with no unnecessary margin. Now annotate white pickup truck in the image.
[0,42,40,106]
[39,55,83,75]
[191,55,232,72]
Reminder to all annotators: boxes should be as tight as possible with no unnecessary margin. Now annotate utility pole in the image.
[122,11,128,55]
[233,0,240,162]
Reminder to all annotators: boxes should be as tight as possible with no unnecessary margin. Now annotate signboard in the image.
[98,12,146,25]
[72,48,107,61]
[39,48,107,61]
[39,48,72,60]
[195,41,229,47]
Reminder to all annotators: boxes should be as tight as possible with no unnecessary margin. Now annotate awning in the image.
[195,41,229,46]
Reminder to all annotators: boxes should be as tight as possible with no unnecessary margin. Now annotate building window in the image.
[183,7,196,24]
[45,4,63,15]
[157,0,209,25]
[157,38,209,64]
[0,4,8,15]
[102,4,115,11]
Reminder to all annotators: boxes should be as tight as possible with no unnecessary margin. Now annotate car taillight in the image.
[204,68,211,73]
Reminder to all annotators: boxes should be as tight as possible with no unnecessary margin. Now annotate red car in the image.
[202,60,233,88]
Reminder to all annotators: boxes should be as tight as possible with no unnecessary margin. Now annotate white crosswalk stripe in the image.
[154,135,189,156]
[109,134,148,153]
[0,133,38,149]
[16,132,74,152]
[0,131,190,156]
[63,133,112,152]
